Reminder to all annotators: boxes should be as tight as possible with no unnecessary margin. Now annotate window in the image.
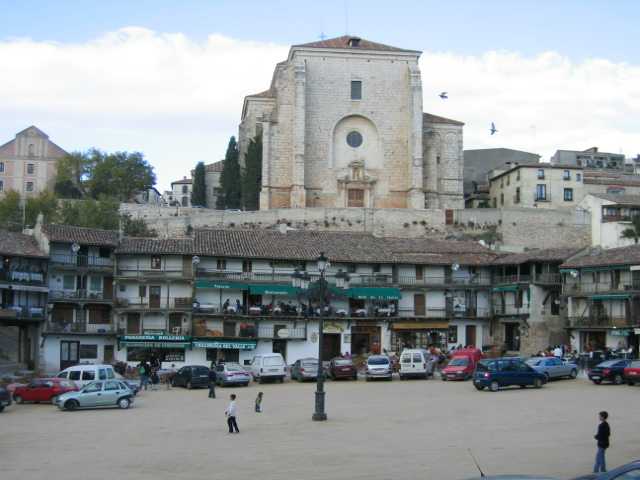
[348,189,364,207]
[150,256,161,270]
[81,370,96,381]
[119,284,126,293]
[350,80,362,100]
[346,131,363,148]
[535,184,547,201]
[516,170,520,181]
[500,178,504,188]
[83,382,102,392]
[506,175,510,186]
[448,325,458,343]
[63,275,75,290]
[104,380,121,391]
[139,285,147,297]
[492,197,497,208]
[515,290,523,308]
[537,169,545,179]
[576,173,582,182]
[0,180,3,192]
[99,247,111,258]
[27,163,35,175]
[79,344,98,359]
[500,193,504,206]
[181,196,188,207]
[372,264,381,273]
[182,185,188,194]
[216,259,226,270]
[436,156,441,164]
[242,260,252,273]
[89,276,101,291]
[515,187,521,204]
[563,170,570,180]
[25,182,34,192]
[564,188,574,202]
[0,162,4,172]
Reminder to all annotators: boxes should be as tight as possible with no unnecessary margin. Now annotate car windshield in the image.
[264,357,283,366]
[368,356,389,365]
[449,358,469,366]
[334,359,352,366]
[526,359,542,366]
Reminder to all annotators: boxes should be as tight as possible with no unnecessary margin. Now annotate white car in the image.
[399,349,434,380]
[365,355,393,381]
[56,364,117,387]
[250,353,286,383]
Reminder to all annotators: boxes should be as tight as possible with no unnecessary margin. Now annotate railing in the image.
[117,326,191,336]
[257,326,307,339]
[535,273,562,285]
[396,275,492,287]
[49,290,113,301]
[562,283,640,295]
[0,306,45,320]
[567,316,632,328]
[493,303,530,316]
[114,297,193,309]
[0,270,46,285]
[116,268,190,279]
[534,192,550,202]
[50,254,113,268]
[45,321,115,334]
[494,275,531,285]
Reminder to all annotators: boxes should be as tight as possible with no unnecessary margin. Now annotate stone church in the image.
[239,36,464,210]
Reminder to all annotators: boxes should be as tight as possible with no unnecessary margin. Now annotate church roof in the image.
[423,113,465,126]
[245,88,275,99]
[292,35,419,54]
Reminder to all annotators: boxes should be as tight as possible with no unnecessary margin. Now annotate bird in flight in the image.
[490,122,497,135]
[439,92,448,99]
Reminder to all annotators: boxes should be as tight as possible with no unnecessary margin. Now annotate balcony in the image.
[50,254,113,269]
[114,297,193,311]
[567,316,632,329]
[45,321,116,334]
[494,275,531,285]
[116,267,191,280]
[562,283,640,296]
[0,306,45,321]
[493,303,530,316]
[534,273,562,285]
[396,275,492,287]
[257,325,307,340]
[49,290,113,302]
[0,269,46,286]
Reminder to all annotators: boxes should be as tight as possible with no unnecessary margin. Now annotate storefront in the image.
[192,338,257,366]
[390,321,449,352]
[117,334,192,364]
[347,287,401,316]
[351,322,382,355]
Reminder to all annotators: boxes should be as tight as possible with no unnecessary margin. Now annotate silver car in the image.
[56,380,134,411]
[215,363,251,387]
[291,358,319,382]
[526,357,578,380]
[365,355,393,381]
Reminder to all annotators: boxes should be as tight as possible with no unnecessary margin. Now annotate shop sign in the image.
[635,328,640,335]
[610,329,630,337]
[324,321,345,334]
[192,339,257,350]
[121,335,190,342]
[276,329,290,339]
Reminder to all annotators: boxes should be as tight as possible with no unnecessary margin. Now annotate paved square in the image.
[2,378,638,480]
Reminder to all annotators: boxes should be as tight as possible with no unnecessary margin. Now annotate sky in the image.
[0,0,639,191]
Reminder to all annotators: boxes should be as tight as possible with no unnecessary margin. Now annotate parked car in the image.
[399,349,434,380]
[328,357,358,380]
[442,348,483,381]
[215,363,251,387]
[171,365,211,389]
[623,360,640,386]
[56,380,134,411]
[0,386,12,412]
[56,364,117,387]
[473,357,546,392]
[571,459,640,479]
[365,355,393,381]
[588,359,632,385]
[291,358,319,382]
[526,357,578,381]
[13,378,78,404]
[250,353,286,383]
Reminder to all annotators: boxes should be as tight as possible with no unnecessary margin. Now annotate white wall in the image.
[42,335,116,374]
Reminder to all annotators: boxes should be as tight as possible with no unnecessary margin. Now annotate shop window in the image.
[150,256,161,270]
[448,326,458,344]
[79,344,98,359]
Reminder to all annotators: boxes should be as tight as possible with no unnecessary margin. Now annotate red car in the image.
[328,357,358,380]
[624,360,640,386]
[442,348,483,381]
[13,378,78,404]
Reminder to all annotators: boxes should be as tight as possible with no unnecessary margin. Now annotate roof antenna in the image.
[468,449,486,478]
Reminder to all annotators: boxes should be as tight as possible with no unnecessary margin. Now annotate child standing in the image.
[225,394,239,433]
[255,392,263,413]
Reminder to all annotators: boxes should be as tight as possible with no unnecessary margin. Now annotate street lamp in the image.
[313,252,329,421]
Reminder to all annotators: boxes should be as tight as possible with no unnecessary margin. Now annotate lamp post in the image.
[313,252,329,421]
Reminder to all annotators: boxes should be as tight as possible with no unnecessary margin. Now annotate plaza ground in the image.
[1,376,639,480]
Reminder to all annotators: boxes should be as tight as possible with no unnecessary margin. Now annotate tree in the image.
[216,136,242,210]
[241,135,262,211]
[0,190,60,231]
[25,190,59,227]
[54,150,100,199]
[57,197,121,230]
[191,162,207,207]
[0,191,23,231]
[621,216,640,244]
[122,215,157,237]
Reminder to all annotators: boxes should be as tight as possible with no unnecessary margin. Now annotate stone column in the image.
[259,118,271,210]
[408,64,425,209]
[291,62,307,208]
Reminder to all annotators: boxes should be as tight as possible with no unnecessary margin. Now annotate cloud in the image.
[0,28,638,190]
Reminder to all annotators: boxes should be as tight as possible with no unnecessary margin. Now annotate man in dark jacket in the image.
[593,411,610,473]
[208,365,217,399]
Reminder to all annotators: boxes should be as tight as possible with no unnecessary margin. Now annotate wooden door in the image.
[465,325,477,348]
[60,341,80,370]
[149,286,161,308]
[414,294,426,316]
[104,345,114,363]
[103,277,113,300]
[347,189,364,207]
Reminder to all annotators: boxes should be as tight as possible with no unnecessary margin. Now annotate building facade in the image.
[168,177,193,207]
[551,147,626,171]
[0,126,67,198]
[239,36,464,211]
[580,194,640,249]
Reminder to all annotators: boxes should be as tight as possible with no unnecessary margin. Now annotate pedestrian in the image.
[553,345,563,358]
[137,361,149,391]
[150,368,160,391]
[255,392,263,413]
[225,394,239,433]
[208,366,217,399]
[593,411,610,473]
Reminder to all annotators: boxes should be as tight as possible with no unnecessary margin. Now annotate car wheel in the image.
[593,379,602,385]
[489,381,500,392]
[186,381,192,390]
[65,400,79,411]
[569,369,578,379]
[50,395,58,405]
[13,395,23,404]
[118,397,131,409]
[627,381,634,386]
[258,377,264,384]
[534,378,542,389]
[474,384,484,391]
[614,374,623,385]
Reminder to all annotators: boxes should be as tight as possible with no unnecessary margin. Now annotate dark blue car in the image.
[588,359,632,385]
[474,357,547,392]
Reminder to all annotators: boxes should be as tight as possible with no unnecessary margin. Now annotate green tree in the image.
[0,190,60,231]
[25,190,59,227]
[216,136,242,210]
[621,216,640,244]
[88,151,156,201]
[58,197,121,230]
[54,150,100,199]
[0,190,23,231]
[241,135,262,211]
[122,215,157,237]
[191,162,207,207]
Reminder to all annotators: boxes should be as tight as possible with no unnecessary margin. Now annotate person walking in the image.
[137,361,149,391]
[255,392,263,413]
[593,411,611,473]
[208,366,217,399]
[225,394,239,433]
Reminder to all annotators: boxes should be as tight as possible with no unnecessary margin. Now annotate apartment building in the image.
[551,147,625,171]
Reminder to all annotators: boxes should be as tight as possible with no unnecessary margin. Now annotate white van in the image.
[56,364,117,387]
[250,353,286,383]
[399,349,434,380]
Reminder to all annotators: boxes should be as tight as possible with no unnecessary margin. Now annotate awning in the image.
[195,280,247,290]
[492,285,518,293]
[122,341,191,349]
[249,284,298,296]
[119,334,191,349]
[348,287,401,300]
[392,321,449,330]
[192,339,257,350]
[590,294,631,300]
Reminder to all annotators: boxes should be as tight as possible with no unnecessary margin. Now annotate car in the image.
[328,357,358,380]
[623,360,640,386]
[525,357,578,381]
[0,386,12,412]
[56,364,117,387]
[570,459,640,479]
[473,357,547,392]
[13,378,78,405]
[119,379,141,395]
[56,380,134,411]
[399,349,434,380]
[250,353,286,383]
[215,363,251,387]
[171,365,211,389]
[291,358,319,382]
[588,359,632,385]
[442,348,483,381]
[365,355,393,381]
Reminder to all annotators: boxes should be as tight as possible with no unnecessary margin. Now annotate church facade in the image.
[239,36,464,211]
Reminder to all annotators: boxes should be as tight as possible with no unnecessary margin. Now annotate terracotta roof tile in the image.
[116,238,194,255]
[0,230,47,258]
[561,245,640,269]
[42,224,119,247]
[493,248,579,265]
[293,35,418,53]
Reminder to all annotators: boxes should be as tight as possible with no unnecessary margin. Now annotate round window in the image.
[346,131,363,148]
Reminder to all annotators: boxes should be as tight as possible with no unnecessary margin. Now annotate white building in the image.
[168,177,192,207]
